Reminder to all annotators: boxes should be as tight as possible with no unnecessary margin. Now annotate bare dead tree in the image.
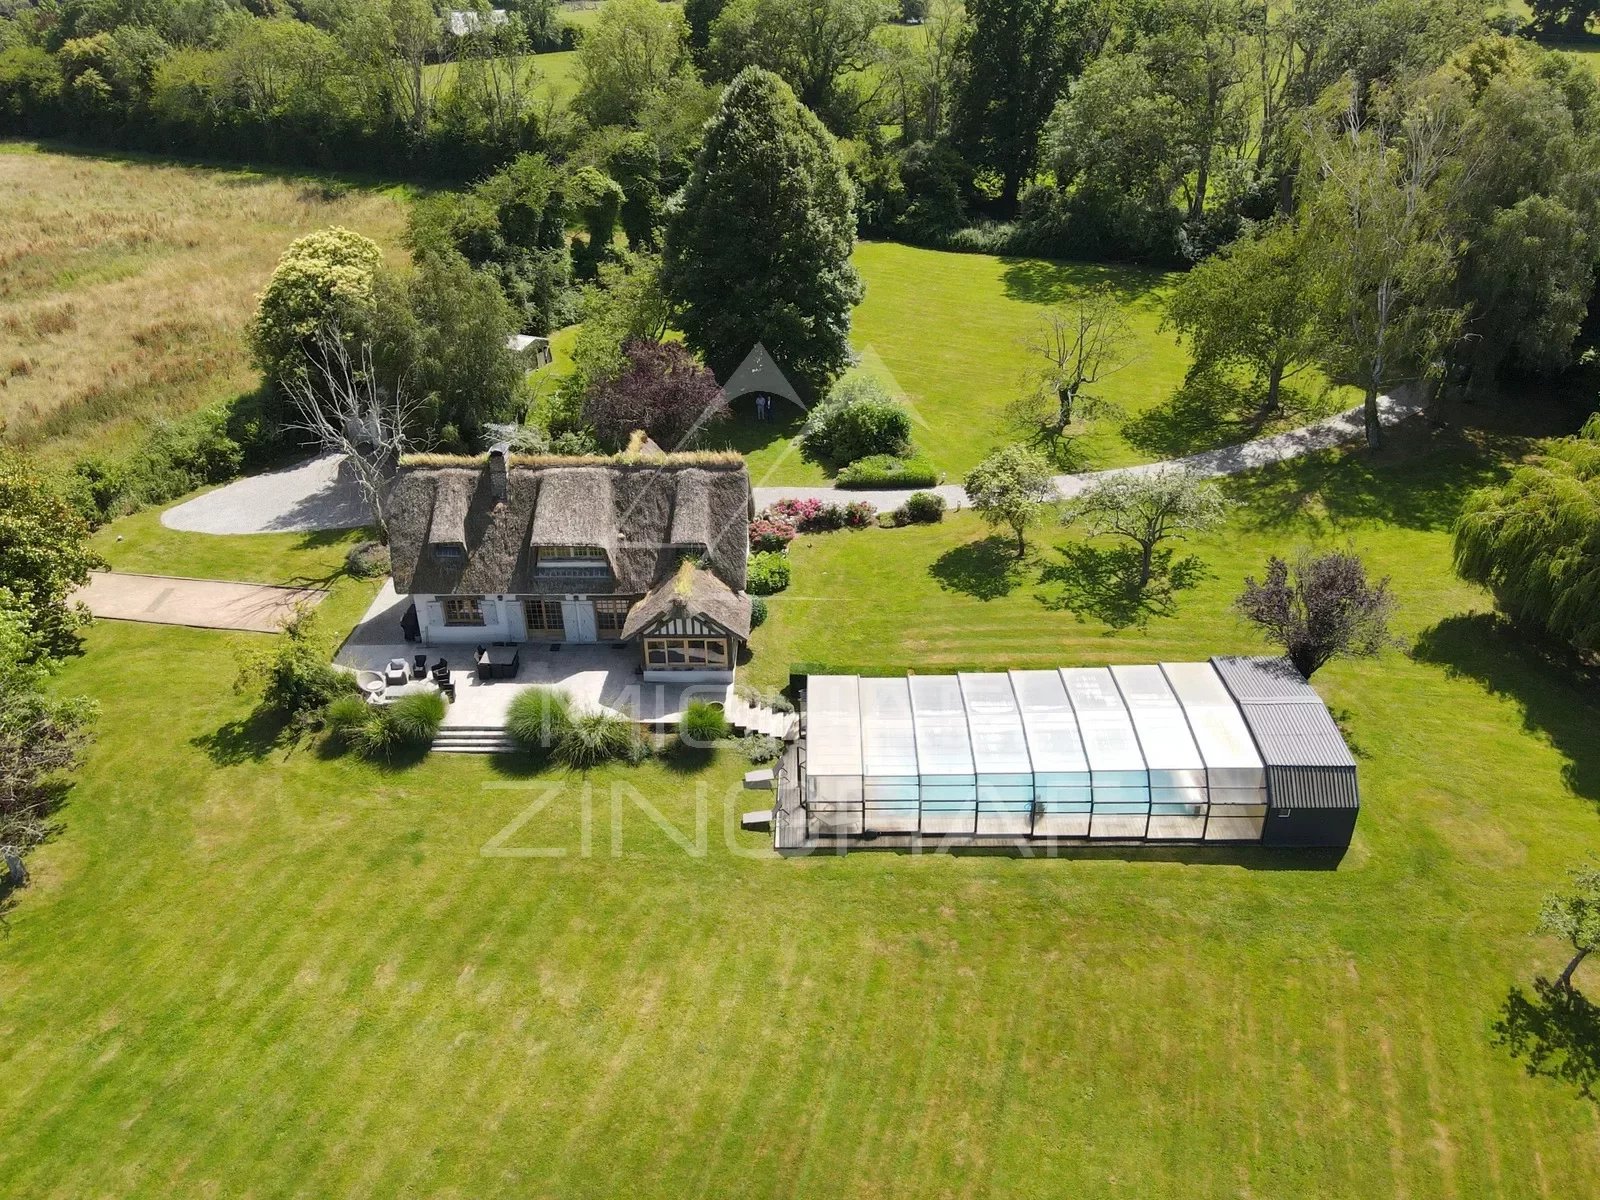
[283,325,423,543]
[1007,288,1133,464]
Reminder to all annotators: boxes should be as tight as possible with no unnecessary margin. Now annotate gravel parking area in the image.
[161,452,370,534]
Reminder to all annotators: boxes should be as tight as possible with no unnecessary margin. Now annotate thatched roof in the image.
[528,467,616,551]
[426,470,473,545]
[622,561,753,641]
[387,457,753,605]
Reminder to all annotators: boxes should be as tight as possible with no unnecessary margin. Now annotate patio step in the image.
[726,696,799,742]
[432,725,518,755]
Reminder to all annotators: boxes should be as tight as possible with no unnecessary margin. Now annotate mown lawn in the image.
[4,418,1600,1196]
[729,241,1349,487]
[0,143,412,463]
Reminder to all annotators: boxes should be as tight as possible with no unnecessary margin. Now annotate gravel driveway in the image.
[161,396,1424,534]
[162,452,370,534]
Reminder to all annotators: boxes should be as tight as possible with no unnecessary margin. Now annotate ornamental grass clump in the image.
[556,709,650,768]
[679,699,730,747]
[506,687,576,756]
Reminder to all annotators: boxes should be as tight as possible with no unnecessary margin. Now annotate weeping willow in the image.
[1454,417,1600,652]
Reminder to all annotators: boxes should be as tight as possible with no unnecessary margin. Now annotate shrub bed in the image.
[748,515,797,553]
[328,691,445,760]
[506,687,650,768]
[798,378,912,465]
[345,541,391,578]
[679,700,730,746]
[835,455,940,488]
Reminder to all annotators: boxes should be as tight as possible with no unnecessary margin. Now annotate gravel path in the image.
[161,396,1423,534]
[161,452,370,534]
[752,393,1424,511]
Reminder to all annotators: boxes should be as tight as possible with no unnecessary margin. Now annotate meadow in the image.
[3,402,1600,1196]
[0,143,411,463]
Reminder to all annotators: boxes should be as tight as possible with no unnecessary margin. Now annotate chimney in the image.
[488,442,510,502]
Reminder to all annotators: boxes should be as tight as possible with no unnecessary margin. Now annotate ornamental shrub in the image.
[750,596,769,627]
[749,515,797,552]
[900,491,946,523]
[738,733,785,764]
[388,691,448,742]
[507,686,576,754]
[835,454,939,488]
[680,699,730,745]
[799,377,912,465]
[842,500,876,527]
[556,709,650,768]
[769,497,849,532]
[747,551,792,594]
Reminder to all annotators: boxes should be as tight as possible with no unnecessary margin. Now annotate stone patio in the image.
[336,582,733,729]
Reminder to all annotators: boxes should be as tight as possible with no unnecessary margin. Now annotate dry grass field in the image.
[0,143,411,462]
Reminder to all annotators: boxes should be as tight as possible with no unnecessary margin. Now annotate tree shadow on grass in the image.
[1223,421,1520,536]
[1412,613,1600,806]
[1035,544,1209,629]
[997,256,1165,309]
[706,395,807,458]
[1122,372,1261,459]
[190,708,296,766]
[929,536,1029,600]
[1493,977,1600,1101]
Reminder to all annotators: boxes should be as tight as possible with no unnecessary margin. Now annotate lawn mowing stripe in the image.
[681,934,805,1197]
[341,844,582,1196]
[593,907,767,1190]
[379,876,549,1197]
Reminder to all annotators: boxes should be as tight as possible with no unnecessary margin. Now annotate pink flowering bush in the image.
[770,498,822,527]
[749,516,797,553]
[842,500,876,527]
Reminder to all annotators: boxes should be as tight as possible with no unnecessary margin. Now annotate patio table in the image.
[483,646,521,680]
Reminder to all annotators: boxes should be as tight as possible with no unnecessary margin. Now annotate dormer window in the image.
[431,542,466,564]
[535,545,610,575]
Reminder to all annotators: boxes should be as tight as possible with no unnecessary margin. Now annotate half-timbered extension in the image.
[385,445,754,680]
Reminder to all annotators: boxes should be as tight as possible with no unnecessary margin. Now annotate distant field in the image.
[0,144,411,462]
[422,49,580,104]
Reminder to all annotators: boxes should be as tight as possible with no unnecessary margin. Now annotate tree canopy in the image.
[1163,220,1315,413]
[574,0,691,128]
[0,448,103,664]
[1235,548,1399,679]
[663,66,862,394]
[248,226,384,395]
[1063,469,1230,589]
[1453,418,1600,654]
[964,443,1056,557]
[581,338,729,450]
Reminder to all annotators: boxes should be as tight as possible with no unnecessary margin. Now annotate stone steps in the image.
[432,725,519,755]
[725,695,799,741]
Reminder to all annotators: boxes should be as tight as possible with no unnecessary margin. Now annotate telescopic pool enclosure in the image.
[790,657,1358,851]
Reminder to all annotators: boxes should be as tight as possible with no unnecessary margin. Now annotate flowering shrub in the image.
[770,497,822,526]
[766,498,866,532]
[749,516,797,553]
[843,500,876,527]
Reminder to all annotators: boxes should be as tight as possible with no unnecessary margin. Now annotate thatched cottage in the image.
[385,446,754,681]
